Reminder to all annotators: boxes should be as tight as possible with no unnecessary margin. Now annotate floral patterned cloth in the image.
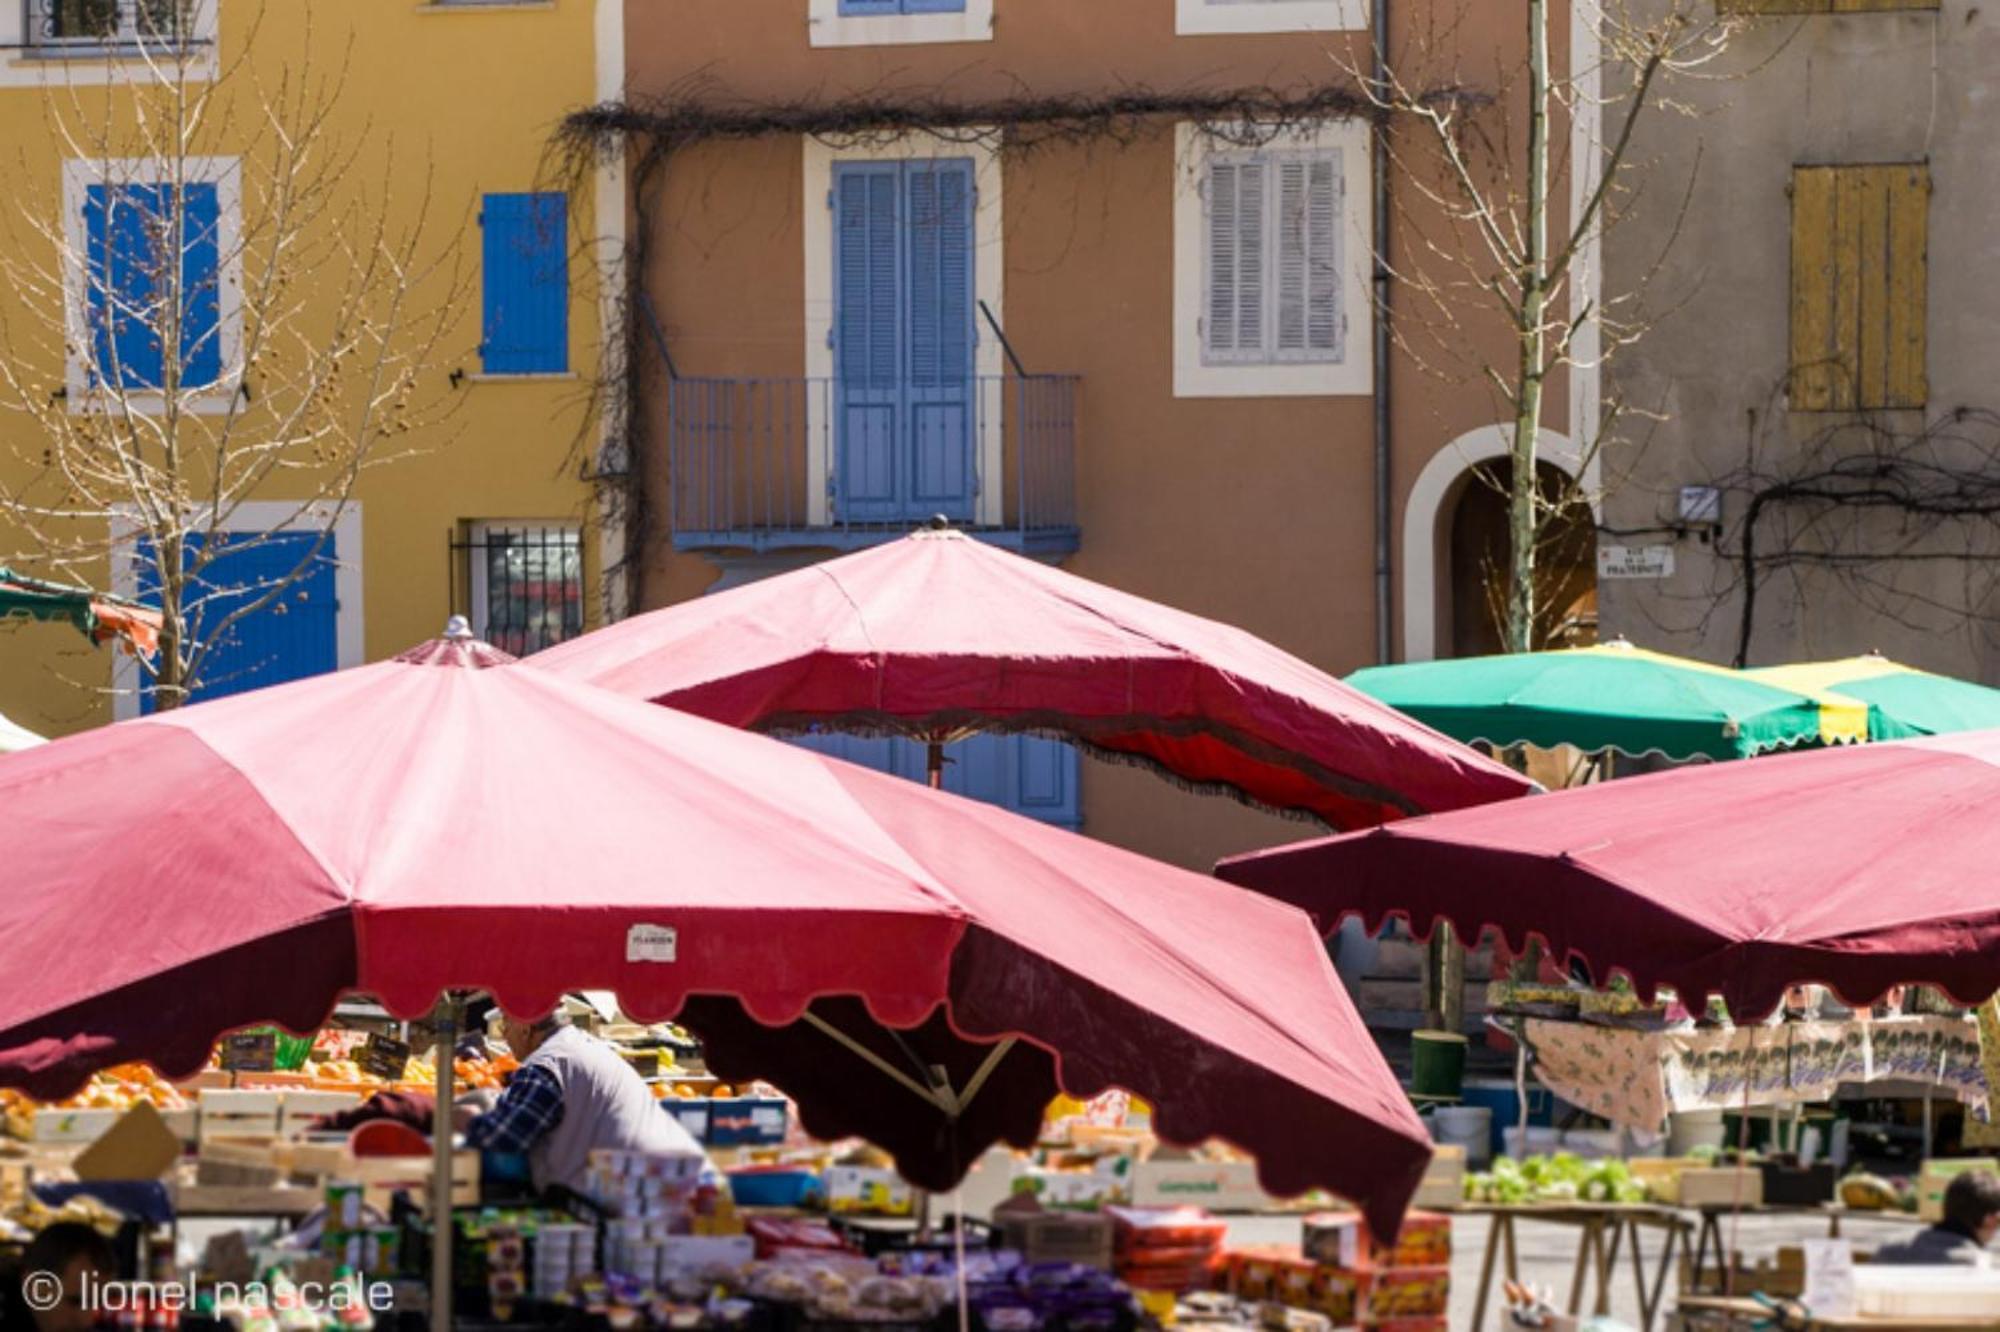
[1523,1015,1988,1132]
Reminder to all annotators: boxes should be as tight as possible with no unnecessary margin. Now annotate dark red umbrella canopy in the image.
[0,633,1432,1234]
[1217,729,2000,1020]
[528,529,1534,829]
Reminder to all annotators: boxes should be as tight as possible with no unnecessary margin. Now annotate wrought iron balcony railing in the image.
[665,374,1080,556]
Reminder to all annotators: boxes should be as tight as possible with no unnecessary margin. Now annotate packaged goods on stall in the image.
[1107,1204,1228,1293]
[1362,1267,1450,1322]
[1301,1210,1450,1271]
[823,1164,915,1215]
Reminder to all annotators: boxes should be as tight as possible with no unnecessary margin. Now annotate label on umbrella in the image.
[358,1033,412,1082]
[221,1031,277,1072]
[627,924,678,963]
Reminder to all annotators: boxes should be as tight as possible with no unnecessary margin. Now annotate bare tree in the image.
[0,6,468,710]
[1360,0,1737,655]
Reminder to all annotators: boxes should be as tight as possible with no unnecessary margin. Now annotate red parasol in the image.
[1217,728,2000,1019]
[530,528,1532,827]
[0,628,1431,1235]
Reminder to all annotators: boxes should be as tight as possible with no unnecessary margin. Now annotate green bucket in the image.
[1411,1029,1469,1100]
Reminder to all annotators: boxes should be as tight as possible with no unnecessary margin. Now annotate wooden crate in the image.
[16,1108,120,1143]
[278,1090,361,1135]
[354,1150,480,1213]
[198,1090,281,1142]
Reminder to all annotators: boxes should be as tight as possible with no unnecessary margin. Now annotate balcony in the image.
[665,374,1080,557]
[21,0,198,54]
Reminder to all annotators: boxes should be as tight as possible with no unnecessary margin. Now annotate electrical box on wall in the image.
[1678,486,1722,525]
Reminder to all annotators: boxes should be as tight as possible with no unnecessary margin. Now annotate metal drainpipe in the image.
[1371,0,1395,665]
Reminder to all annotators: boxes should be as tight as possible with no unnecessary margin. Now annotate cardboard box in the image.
[74,1103,182,1180]
[1412,1145,1465,1211]
[995,1203,1116,1269]
[1130,1159,1271,1211]
[1919,1158,2000,1223]
[1363,1266,1450,1322]
[1675,1167,1764,1209]
[1303,1209,1450,1270]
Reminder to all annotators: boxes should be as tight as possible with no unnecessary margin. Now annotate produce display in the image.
[1461,1154,1650,1205]
[1,1062,190,1134]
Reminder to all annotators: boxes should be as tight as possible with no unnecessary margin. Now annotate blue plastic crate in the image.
[661,1097,710,1141]
[705,1096,788,1147]
[726,1167,821,1207]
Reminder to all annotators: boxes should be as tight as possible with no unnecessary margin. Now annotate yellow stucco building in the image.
[0,0,614,735]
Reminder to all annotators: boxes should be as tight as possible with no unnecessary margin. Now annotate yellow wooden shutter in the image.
[1790,163,1928,412]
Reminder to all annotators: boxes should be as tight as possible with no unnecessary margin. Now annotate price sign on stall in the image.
[358,1033,412,1082]
[221,1031,277,1073]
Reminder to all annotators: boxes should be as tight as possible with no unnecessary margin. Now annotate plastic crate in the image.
[728,1167,822,1208]
[659,1097,710,1142]
[706,1096,788,1146]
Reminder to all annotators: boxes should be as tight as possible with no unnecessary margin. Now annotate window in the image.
[1789,163,1928,412]
[26,0,192,52]
[480,192,568,375]
[64,158,240,404]
[1175,0,1367,35]
[808,0,992,47]
[461,524,584,656]
[1204,149,1342,365]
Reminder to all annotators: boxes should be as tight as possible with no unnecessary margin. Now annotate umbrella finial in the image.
[444,615,474,641]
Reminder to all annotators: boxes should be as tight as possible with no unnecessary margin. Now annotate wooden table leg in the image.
[1642,1220,1686,1332]
[1595,1216,1625,1317]
[1471,1212,1503,1332]
[1567,1216,1601,1316]
[1502,1211,1520,1287]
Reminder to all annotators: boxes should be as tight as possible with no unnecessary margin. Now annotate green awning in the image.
[0,567,161,654]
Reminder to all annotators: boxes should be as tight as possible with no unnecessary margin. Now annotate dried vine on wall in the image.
[1713,407,2000,666]
[550,80,1472,598]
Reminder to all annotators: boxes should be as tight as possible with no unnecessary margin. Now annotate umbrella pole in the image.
[431,1007,457,1332]
[927,737,945,790]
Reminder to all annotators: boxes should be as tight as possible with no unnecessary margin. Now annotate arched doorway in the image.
[1400,425,1595,662]
[1447,459,1598,656]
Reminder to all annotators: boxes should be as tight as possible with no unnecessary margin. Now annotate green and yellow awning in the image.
[1748,654,2000,740]
[1347,639,1870,762]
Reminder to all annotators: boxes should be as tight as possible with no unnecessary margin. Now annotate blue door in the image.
[135,530,341,711]
[833,159,975,524]
[791,730,1080,831]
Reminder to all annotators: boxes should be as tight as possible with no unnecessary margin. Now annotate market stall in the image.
[1517,1014,1988,1136]
[1220,727,2000,1328]
[0,625,1442,1332]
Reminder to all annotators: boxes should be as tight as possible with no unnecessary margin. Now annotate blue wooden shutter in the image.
[900,0,968,11]
[179,183,223,386]
[904,160,974,518]
[134,530,341,712]
[788,729,1079,830]
[481,192,568,374]
[834,162,903,518]
[84,182,223,390]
